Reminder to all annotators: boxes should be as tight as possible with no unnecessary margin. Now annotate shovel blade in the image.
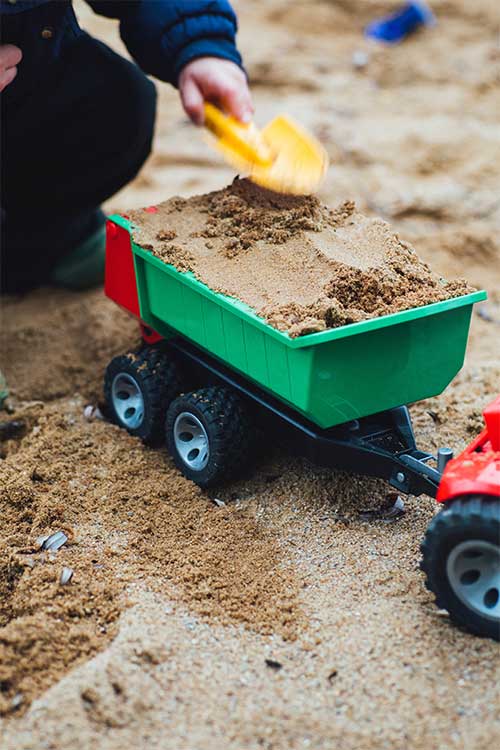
[252,115,328,195]
[204,105,328,195]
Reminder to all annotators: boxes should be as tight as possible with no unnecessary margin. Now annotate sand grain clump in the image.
[130,179,471,337]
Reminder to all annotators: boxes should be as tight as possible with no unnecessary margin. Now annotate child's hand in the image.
[179,57,253,126]
[0,45,22,93]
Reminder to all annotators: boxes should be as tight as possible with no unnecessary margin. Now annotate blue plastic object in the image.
[365,2,436,44]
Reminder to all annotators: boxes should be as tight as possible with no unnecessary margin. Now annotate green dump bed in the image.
[114,215,486,430]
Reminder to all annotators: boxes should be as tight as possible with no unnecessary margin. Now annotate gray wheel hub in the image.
[173,412,209,472]
[111,373,145,429]
[447,540,500,621]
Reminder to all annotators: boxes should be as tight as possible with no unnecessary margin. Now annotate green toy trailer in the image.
[103,213,486,494]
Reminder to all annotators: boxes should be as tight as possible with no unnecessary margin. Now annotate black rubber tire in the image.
[104,345,182,445]
[165,386,253,488]
[420,495,500,641]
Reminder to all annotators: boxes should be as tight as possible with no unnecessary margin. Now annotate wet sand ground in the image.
[1,1,499,748]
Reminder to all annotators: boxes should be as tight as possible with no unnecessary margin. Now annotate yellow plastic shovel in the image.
[203,103,328,196]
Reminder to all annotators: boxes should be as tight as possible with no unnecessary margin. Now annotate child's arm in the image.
[86,1,252,124]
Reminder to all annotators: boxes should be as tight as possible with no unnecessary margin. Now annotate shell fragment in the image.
[39,531,68,552]
[59,567,74,585]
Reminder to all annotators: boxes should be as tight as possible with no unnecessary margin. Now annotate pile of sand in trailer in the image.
[129,179,471,338]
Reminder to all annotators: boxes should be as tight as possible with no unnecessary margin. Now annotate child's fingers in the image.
[217,74,254,123]
[179,58,254,125]
[222,85,253,123]
[0,44,23,70]
[0,44,22,93]
[180,76,205,125]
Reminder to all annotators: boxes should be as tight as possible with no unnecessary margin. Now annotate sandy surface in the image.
[1,0,500,748]
[130,180,470,336]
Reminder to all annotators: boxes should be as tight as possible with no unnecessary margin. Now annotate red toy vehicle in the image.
[421,396,500,640]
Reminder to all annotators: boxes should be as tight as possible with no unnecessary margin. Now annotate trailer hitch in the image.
[389,446,454,496]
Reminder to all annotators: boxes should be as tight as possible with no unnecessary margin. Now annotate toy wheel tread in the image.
[104,345,181,445]
[420,495,500,641]
[165,386,253,487]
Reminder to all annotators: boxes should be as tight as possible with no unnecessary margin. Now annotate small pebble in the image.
[265,659,282,671]
[476,305,494,322]
[352,49,370,69]
[84,405,104,421]
[427,409,440,423]
[10,693,23,711]
[0,419,25,441]
[436,608,450,618]
[359,495,405,522]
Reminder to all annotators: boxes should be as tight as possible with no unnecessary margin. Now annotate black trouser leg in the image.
[1,33,157,293]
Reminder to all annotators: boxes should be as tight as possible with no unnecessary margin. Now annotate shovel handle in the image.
[203,102,236,138]
[203,103,273,167]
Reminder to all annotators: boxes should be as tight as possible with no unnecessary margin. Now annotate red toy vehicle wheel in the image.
[421,495,500,640]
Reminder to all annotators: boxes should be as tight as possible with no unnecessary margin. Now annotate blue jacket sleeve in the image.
[86,1,243,86]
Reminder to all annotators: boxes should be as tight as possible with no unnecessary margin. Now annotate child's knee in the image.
[128,68,157,152]
[113,63,157,160]
[96,43,157,155]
